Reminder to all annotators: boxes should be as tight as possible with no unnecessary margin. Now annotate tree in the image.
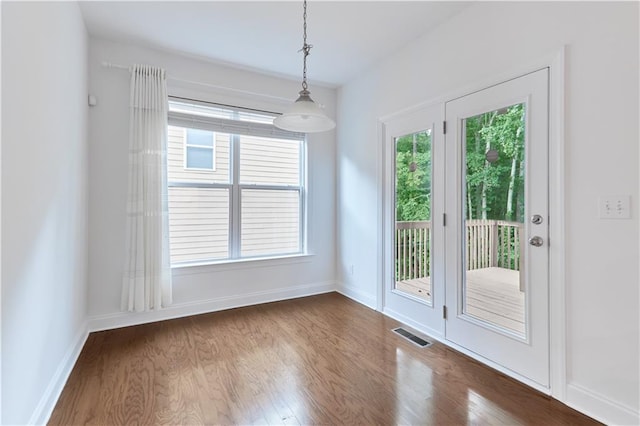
[462,104,525,222]
[476,104,525,222]
[393,103,525,224]
[395,131,431,222]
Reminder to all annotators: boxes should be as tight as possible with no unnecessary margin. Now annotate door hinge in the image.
[443,121,447,134]
[443,213,447,226]
[443,305,447,319]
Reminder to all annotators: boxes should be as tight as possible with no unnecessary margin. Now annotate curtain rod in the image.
[168,95,280,117]
[100,61,291,103]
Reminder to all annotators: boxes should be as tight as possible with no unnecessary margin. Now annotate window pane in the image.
[394,129,432,304]
[167,99,305,266]
[168,126,229,183]
[169,100,276,124]
[169,187,229,263]
[241,189,300,257]
[169,101,234,120]
[240,136,300,185]
[237,111,275,124]
[186,146,214,169]
[186,128,214,147]
[463,103,526,337]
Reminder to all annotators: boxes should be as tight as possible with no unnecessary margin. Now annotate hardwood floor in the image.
[49,293,598,425]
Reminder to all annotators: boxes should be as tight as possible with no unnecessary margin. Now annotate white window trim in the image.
[171,253,315,276]
[183,127,216,171]
[168,98,307,267]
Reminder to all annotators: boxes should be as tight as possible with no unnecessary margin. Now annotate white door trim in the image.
[379,104,445,339]
[376,47,566,398]
[547,47,567,402]
[444,68,550,387]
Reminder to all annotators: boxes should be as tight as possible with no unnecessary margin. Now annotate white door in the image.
[444,69,550,387]
[382,104,445,337]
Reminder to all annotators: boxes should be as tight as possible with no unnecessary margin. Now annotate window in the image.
[184,128,215,170]
[167,98,306,265]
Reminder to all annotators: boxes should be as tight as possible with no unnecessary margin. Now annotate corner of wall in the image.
[335,282,377,310]
[1,1,91,423]
[89,280,337,332]
[28,322,89,425]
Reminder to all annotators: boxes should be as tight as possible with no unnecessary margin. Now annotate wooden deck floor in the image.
[396,267,525,334]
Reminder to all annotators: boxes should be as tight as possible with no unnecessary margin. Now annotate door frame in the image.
[376,47,566,397]
[444,68,550,387]
[380,104,445,339]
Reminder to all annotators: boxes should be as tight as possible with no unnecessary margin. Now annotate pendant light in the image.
[274,0,335,133]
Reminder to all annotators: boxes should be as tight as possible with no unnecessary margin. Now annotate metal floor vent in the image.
[392,327,432,348]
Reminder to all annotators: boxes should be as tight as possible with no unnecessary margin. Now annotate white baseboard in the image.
[566,382,639,425]
[89,281,336,332]
[28,284,639,426]
[382,306,551,395]
[29,321,89,425]
[384,305,639,425]
[335,283,377,310]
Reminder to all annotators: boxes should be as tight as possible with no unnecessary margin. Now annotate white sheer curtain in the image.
[122,64,172,312]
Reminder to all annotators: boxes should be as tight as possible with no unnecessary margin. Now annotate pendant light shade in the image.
[273,89,335,133]
[274,0,335,134]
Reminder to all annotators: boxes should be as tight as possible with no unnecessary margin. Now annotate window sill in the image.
[171,253,315,276]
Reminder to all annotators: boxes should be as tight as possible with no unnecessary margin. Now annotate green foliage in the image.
[394,104,525,223]
[466,104,525,221]
[394,107,525,279]
[395,131,431,221]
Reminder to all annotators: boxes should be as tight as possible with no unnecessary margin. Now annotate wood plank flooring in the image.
[396,277,431,301]
[466,267,525,334]
[49,293,598,425]
[398,267,525,334]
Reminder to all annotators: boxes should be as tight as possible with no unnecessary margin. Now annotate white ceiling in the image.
[79,1,472,87]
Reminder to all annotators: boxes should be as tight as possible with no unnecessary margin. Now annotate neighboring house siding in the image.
[168,186,230,263]
[168,126,230,183]
[168,126,301,264]
[241,188,300,257]
[239,136,299,185]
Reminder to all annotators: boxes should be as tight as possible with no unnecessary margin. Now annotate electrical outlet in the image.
[598,195,631,219]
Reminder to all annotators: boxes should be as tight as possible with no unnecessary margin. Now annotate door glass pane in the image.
[462,104,526,337]
[394,129,432,303]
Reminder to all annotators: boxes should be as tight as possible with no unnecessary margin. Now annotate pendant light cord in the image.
[301,0,312,92]
[273,0,335,132]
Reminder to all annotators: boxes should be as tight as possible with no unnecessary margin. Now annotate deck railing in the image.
[396,219,523,282]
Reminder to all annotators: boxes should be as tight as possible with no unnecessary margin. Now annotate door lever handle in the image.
[529,236,543,247]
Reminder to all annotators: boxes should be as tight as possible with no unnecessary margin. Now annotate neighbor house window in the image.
[184,128,215,170]
[167,98,306,265]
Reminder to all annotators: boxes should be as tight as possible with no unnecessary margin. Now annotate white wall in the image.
[1,2,89,424]
[336,1,638,424]
[87,38,336,327]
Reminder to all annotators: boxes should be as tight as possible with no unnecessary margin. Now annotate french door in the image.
[444,68,550,386]
[383,68,550,387]
[382,104,445,337]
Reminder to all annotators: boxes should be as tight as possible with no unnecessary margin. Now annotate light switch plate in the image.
[598,195,631,219]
